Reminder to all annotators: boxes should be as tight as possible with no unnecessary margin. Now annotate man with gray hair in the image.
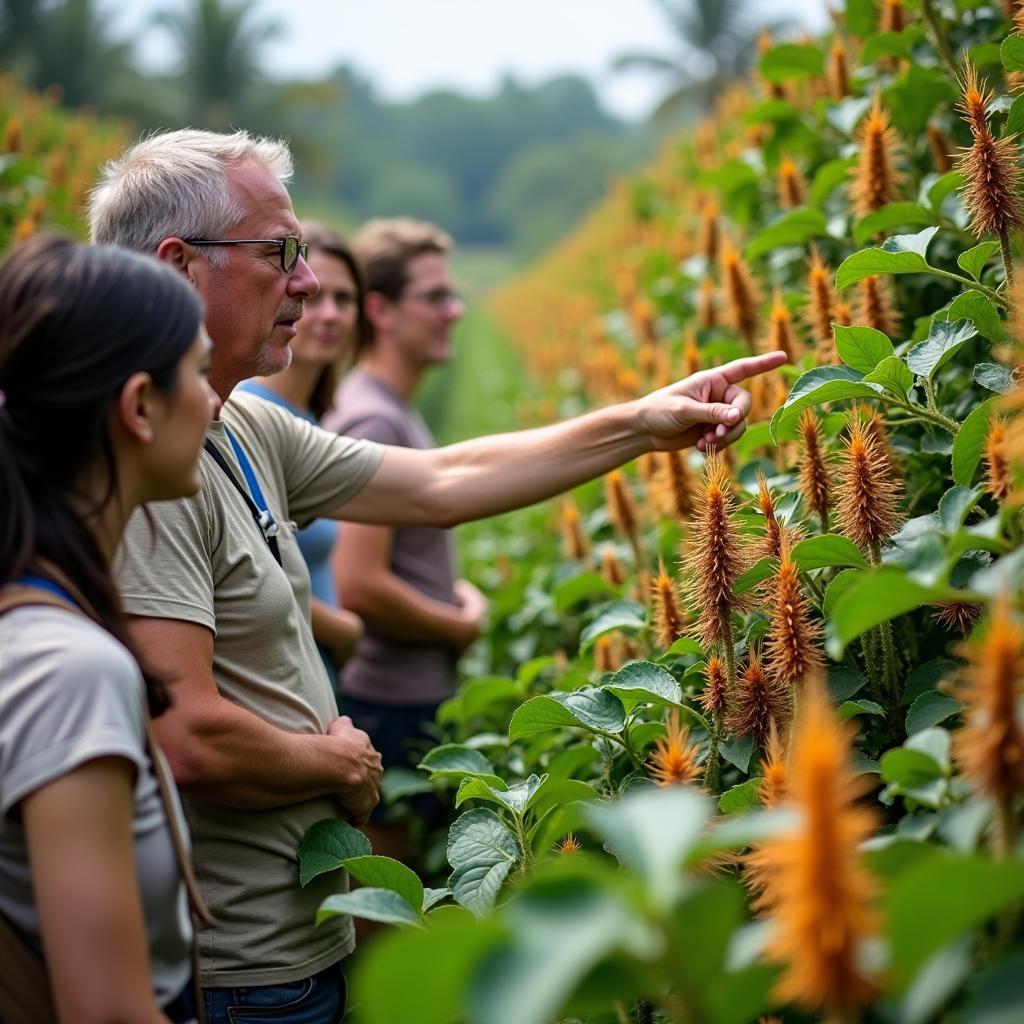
[91,127,784,1023]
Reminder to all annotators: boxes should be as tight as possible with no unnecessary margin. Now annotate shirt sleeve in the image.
[339,413,408,448]
[114,475,217,634]
[0,616,148,815]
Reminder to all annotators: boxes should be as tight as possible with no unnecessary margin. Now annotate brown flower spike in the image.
[721,242,762,349]
[806,247,838,354]
[755,676,880,1016]
[766,289,800,361]
[955,597,1024,856]
[835,413,904,553]
[697,275,718,330]
[765,543,824,687]
[605,469,644,563]
[927,121,954,174]
[560,499,589,561]
[957,62,1024,244]
[798,410,832,530]
[653,449,695,520]
[651,560,685,649]
[827,37,850,101]
[857,275,901,338]
[778,157,806,209]
[700,654,730,718]
[685,450,750,648]
[728,655,790,746]
[851,94,903,218]
[985,416,1012,501]
[648,710,703,786]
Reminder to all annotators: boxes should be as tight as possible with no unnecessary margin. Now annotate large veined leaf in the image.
[758,43,825,83]
[1001,33,1024,71]
[418,744,497,780]
[297,819,372,887]
[973,361,1015,394]
[603,660,682,709]
[951,397,996,487]
[509,688,626,740]
[948,291,1005,342]
[906,319,978,380]
[863,356,914,399]
[833,324,895,373]
[456,774,549,817]
[317,888,422,928]
[836,226,939,290]
[853,202,935,246]
[578,600,647,652]
[769,365,882,441]
[957,240,1000,281]
[447,808,521,915]
[745,207,828,259]
[342,855,425,914]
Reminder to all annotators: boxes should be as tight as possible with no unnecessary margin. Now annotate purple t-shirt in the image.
[324,369,458,706]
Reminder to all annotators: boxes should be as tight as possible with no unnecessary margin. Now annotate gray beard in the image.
[252,342,292,377]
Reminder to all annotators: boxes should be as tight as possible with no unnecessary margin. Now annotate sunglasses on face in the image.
[183,235,309,274]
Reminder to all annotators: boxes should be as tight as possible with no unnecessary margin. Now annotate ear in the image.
[115,372,157,446]
[156,237,198,285]
[364,290,393,332]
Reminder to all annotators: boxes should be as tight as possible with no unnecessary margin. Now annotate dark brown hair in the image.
[353,217,452,301]
[0,234,203,714]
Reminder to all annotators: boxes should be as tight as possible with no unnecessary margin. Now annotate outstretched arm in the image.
[335,352,787,528]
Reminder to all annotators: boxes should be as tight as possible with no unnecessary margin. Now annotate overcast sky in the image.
[114,0,831,121]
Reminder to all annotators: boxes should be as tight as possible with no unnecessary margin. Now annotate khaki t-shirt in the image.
[115,391,382,987]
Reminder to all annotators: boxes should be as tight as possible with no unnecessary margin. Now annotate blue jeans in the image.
[203,962,346,1024]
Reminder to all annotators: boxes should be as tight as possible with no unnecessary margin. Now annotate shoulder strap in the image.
[203,436,283,566]
[0,583,215,928]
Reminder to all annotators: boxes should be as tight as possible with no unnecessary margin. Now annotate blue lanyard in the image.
[16,573,78,607]
[223,426,280,542]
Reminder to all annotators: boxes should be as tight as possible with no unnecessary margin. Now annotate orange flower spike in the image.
[851,94,903,217]
[700,654,730,718]
[863,409,903,483]
[857,275,901,338]
[756,676,881,1016]
[721,242,762,348]
[827,37,851,101]
[699,202,720,264]
[651,559,686,649]
[697,275,718,330]
[957,61,1024,251]
[683,327,702,376]
[685,450,751,649]
[600,545,627,587]
[778,157,806,209]
[764,543,825,687]
[659,449,695,520]
[594,633,622,674]
[556,833,582,855]
[760,720,788,808]
[560,499,589,561]
[605,470,640,548]
[806,246,836,347]
[798,410,833,530]
[728,655,790,746]
[767,288,799,361]
[648,710,703,787]
[835,412,904,554]
[927,121,954,174]
[881,0,906,32]
[986,416,1013,502]
[955,597,1024,856]
[756,469,785,559]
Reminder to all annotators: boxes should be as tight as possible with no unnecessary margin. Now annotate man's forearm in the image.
[344,572,469,648]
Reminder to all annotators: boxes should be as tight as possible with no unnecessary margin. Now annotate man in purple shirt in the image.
[324,219,485,858]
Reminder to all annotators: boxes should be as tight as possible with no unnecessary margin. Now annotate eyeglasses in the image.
[183,235,309,274]
[401,287,464,312]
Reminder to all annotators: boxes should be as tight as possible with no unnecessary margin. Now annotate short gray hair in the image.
[88,128,294,265]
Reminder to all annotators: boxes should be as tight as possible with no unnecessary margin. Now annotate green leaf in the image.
[904,658,960,705]
[449,676,521,723]
[826,96,872,136]
[579,600,647,652]
[938,485,984,533]
[861,26,926,63]
[833,324,895,373]
[863,355,914,399]
[823,568,861,618]
[949,291,1005,342]
[897,938,973,1024]
[887,852,1024,989]
[509,689,626,740]
[853,202,935,246]
[758,43,825,83]
[829,665,867,702]
[317,888,422,928]
[351,905,505,1024]
[845,0,878,36]
[974,361,1015,394]
[297,819,372,887]
[1002,33,1024,71]
[745,207,828,260]
[960,951,1024,1024]
[422,887,451,912]
[769,365,882,442]
[604,660,682,709]
[883,66,957,135]
[958,241,1001,281]
[342,856,424,914]
[584,786,712,905]
[825,567,948,658]
[719,778,763,815]
[881,747,945,789]
[380,767,434,803]
[838,698,886,720]
[810,156,856,205]
[447,808,520,915]
[733,556,778,596]
[720,734,755,773]
[906,318,978,380]
[907,727,952,772]
[836,227,939,290]
[791,534,869,571]
[665,636,704,657]
[1007,93,1024,135]
[552,572,616,613]
[928,171,968,214]
[952,397,997,486]
[418,744,497,780]
[972,547,1024,597]
[906,690,965,734]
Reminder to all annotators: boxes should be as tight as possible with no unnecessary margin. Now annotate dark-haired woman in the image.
[237,221,367,689]
[0,234,214,1023]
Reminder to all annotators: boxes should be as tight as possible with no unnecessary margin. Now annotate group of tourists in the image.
[0,126,784,1024]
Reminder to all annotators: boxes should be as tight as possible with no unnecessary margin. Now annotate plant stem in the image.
[930,266,1007,305]
[802,570,826,609]
[868,541,900,704]
[1000,228,1016,289]
[921,0,961,79]
[996,793,1019,860]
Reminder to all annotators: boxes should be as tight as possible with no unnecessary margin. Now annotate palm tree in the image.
[154,0,280,128]
[613,0,791,128]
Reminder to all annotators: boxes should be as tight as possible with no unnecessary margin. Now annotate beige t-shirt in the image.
[115,391,383,987]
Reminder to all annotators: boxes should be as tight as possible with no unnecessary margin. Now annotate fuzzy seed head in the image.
[957,62,1024,238]
[600,545,627,587]
[728,655,791,746]
[765,548,824,687]
[778,157,806,209]
[806,247,837,346]
[700,654,730,718]
[561,500,589,561]
[767,289,800,361]
[652,560,686,649]
[828,37,850,101]
[685,451,751,647]
[605,470,640,547]
[798,410,832,529]
[836,414,904,550]
[721,243,762,347]
[881,0,905,33]
[851,94,903,217]
[653,449,696,520]
[556,833,582,855]
[986,416,1012,501]
[755,676,881,1015]
[699,203,720,264]
[697,275,718,330]
[927,121,954,174]
[933,600,983,635]
[594,633,622,674]
[857,275,901,338]
[760,721,789,808]
[648,710,703,786]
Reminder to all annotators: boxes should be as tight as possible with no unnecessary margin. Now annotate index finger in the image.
[716,351,788,384]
